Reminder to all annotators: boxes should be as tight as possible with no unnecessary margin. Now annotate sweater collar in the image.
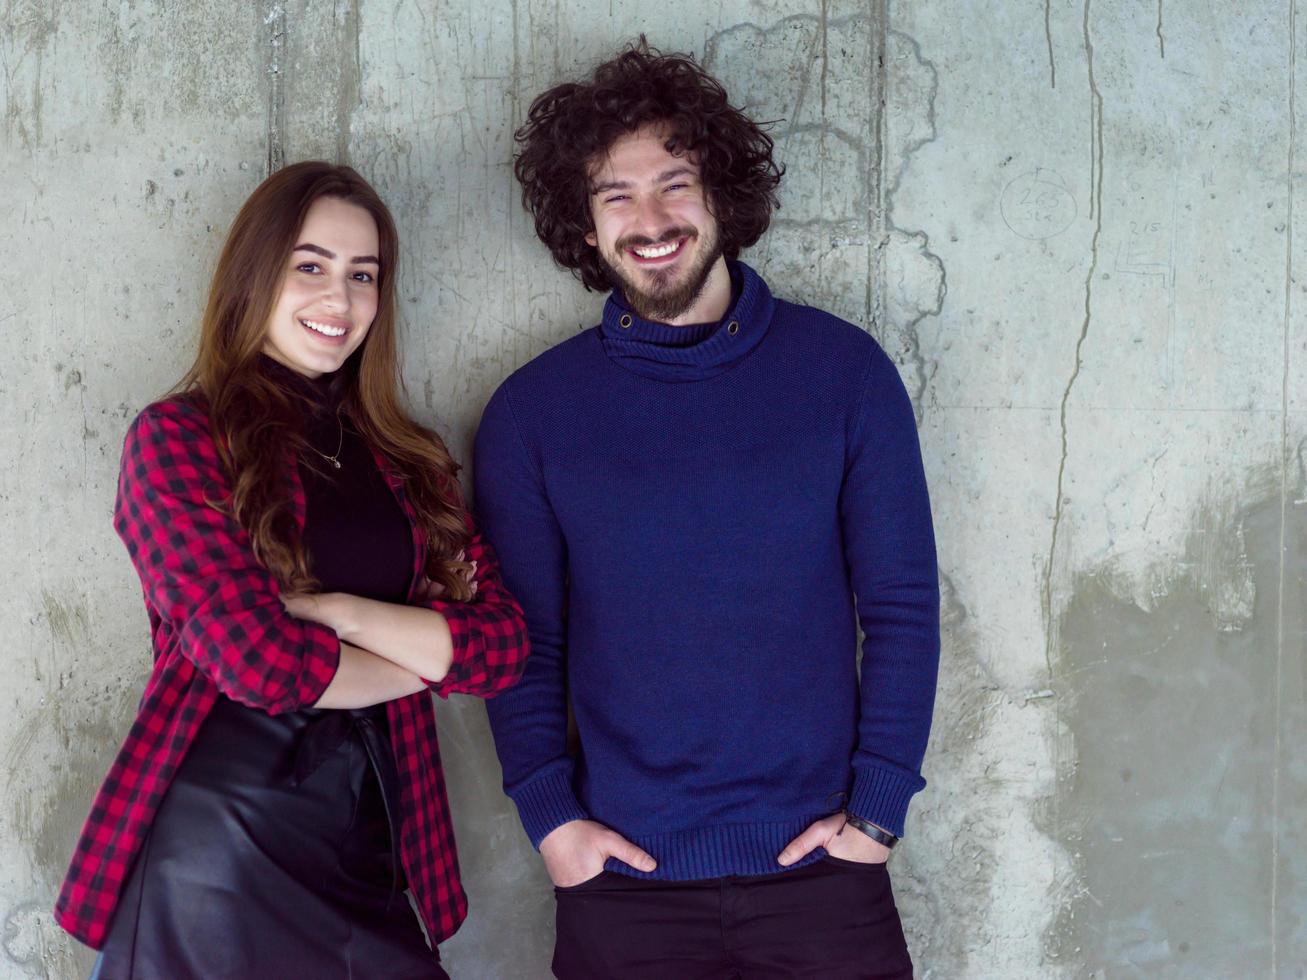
[258,353,347,413]
[598,261,776,381]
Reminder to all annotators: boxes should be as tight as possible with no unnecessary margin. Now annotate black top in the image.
[291,365,415,602]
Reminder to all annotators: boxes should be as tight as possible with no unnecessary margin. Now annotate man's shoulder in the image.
[481,327,603,440]
[769,297,885,378]
[498,326,602,394]
[773,297,878,347]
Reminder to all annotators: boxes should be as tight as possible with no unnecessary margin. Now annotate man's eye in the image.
[605,195,629,204]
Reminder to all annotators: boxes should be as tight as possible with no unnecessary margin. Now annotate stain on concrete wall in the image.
[3,588,147,979]
[1050,457,1305,973]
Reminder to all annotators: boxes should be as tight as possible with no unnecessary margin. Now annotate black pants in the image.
[552,856,913,979]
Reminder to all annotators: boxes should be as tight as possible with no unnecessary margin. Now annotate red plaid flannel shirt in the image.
[54,395,528,949]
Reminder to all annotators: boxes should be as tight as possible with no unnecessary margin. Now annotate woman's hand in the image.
[413,551,478,602]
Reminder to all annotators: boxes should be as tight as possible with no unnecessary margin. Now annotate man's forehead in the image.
[587,128,700,187]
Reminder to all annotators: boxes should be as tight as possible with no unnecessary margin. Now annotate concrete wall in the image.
[1,2,1299,977]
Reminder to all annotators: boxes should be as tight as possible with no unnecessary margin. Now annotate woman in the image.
[54,162,529,978]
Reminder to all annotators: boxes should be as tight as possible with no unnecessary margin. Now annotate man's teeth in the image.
[632,241,680,259]
[302,319,347,337]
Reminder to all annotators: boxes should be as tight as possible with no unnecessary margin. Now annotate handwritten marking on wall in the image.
[1000,168,1077,241]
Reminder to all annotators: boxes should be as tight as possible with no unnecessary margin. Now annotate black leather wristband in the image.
[844,812,899,849]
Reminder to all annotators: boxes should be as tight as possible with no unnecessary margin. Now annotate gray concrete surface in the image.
[1,1,1301,977]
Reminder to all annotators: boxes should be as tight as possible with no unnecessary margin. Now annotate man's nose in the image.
[633,195,674,237]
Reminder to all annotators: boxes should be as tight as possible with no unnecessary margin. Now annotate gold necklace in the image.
[310,409,345,470]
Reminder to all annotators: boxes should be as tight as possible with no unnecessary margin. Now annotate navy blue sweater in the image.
[476,262,939,881]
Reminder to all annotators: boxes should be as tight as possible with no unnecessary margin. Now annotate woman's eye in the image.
[296,262,321,274]
[352,272,375,284]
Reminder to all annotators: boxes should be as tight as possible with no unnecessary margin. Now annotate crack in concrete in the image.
[1156,0,1166,59]
[894,230,946,422]
[1045,0,1057,88]
[770,124,878,235]
[507,0,523,358]
[1,0,57,152]
[817,0,829,297]
[868,0,887,344]
[745,18,825,270]
[1271,2,1295,969]
[701,14,941,415]
[264,3,288,176]
[883,27,946,422]
[335,0,362,165]
[704,12,888,335]
[1043,0,1103,680]
[819,0,829,122]
[883,30,937,203]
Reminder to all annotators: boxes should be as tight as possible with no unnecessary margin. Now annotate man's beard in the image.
[598,224,723,323]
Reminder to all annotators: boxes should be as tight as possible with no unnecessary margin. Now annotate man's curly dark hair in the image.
[513,38,785,292]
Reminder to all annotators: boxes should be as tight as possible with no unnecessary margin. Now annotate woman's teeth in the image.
[301,318,347,337]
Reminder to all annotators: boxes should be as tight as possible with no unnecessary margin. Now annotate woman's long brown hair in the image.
[179,161,473,599]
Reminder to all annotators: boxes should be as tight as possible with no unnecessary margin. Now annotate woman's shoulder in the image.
[123,391,216,457]
[131,389,209,425]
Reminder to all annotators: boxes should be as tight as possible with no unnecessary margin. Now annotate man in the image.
[475,39,939,979]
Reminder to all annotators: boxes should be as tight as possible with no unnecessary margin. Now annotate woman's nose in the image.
[319,274,350,310]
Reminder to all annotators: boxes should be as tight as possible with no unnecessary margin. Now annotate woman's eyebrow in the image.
[294,242,379,264]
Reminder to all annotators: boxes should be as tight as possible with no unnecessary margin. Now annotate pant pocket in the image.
[553,870,612,894]
[820,853,890,871]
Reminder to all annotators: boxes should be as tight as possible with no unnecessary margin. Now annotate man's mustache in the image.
[616,228,698,251]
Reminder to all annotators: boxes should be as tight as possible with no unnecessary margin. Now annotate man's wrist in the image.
[539,817,587,851]
[844,811,899,849]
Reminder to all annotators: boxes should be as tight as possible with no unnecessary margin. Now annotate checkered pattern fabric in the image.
[54,396,528,949]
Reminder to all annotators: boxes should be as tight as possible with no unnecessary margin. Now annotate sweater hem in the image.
[600,817,828,881]
[511,770,591,848]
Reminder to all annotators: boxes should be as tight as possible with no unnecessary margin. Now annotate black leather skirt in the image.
[92,696,446,980]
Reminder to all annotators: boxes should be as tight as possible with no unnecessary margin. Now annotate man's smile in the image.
[626,237,689,264]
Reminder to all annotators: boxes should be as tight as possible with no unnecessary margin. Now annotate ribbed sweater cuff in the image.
[511,771,590,849]
[848,765,926,838]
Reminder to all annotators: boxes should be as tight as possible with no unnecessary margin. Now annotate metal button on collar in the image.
[619,313,633,329]
[727,320,740,336]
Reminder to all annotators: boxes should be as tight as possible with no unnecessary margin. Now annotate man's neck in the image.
[661,257,732,327]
